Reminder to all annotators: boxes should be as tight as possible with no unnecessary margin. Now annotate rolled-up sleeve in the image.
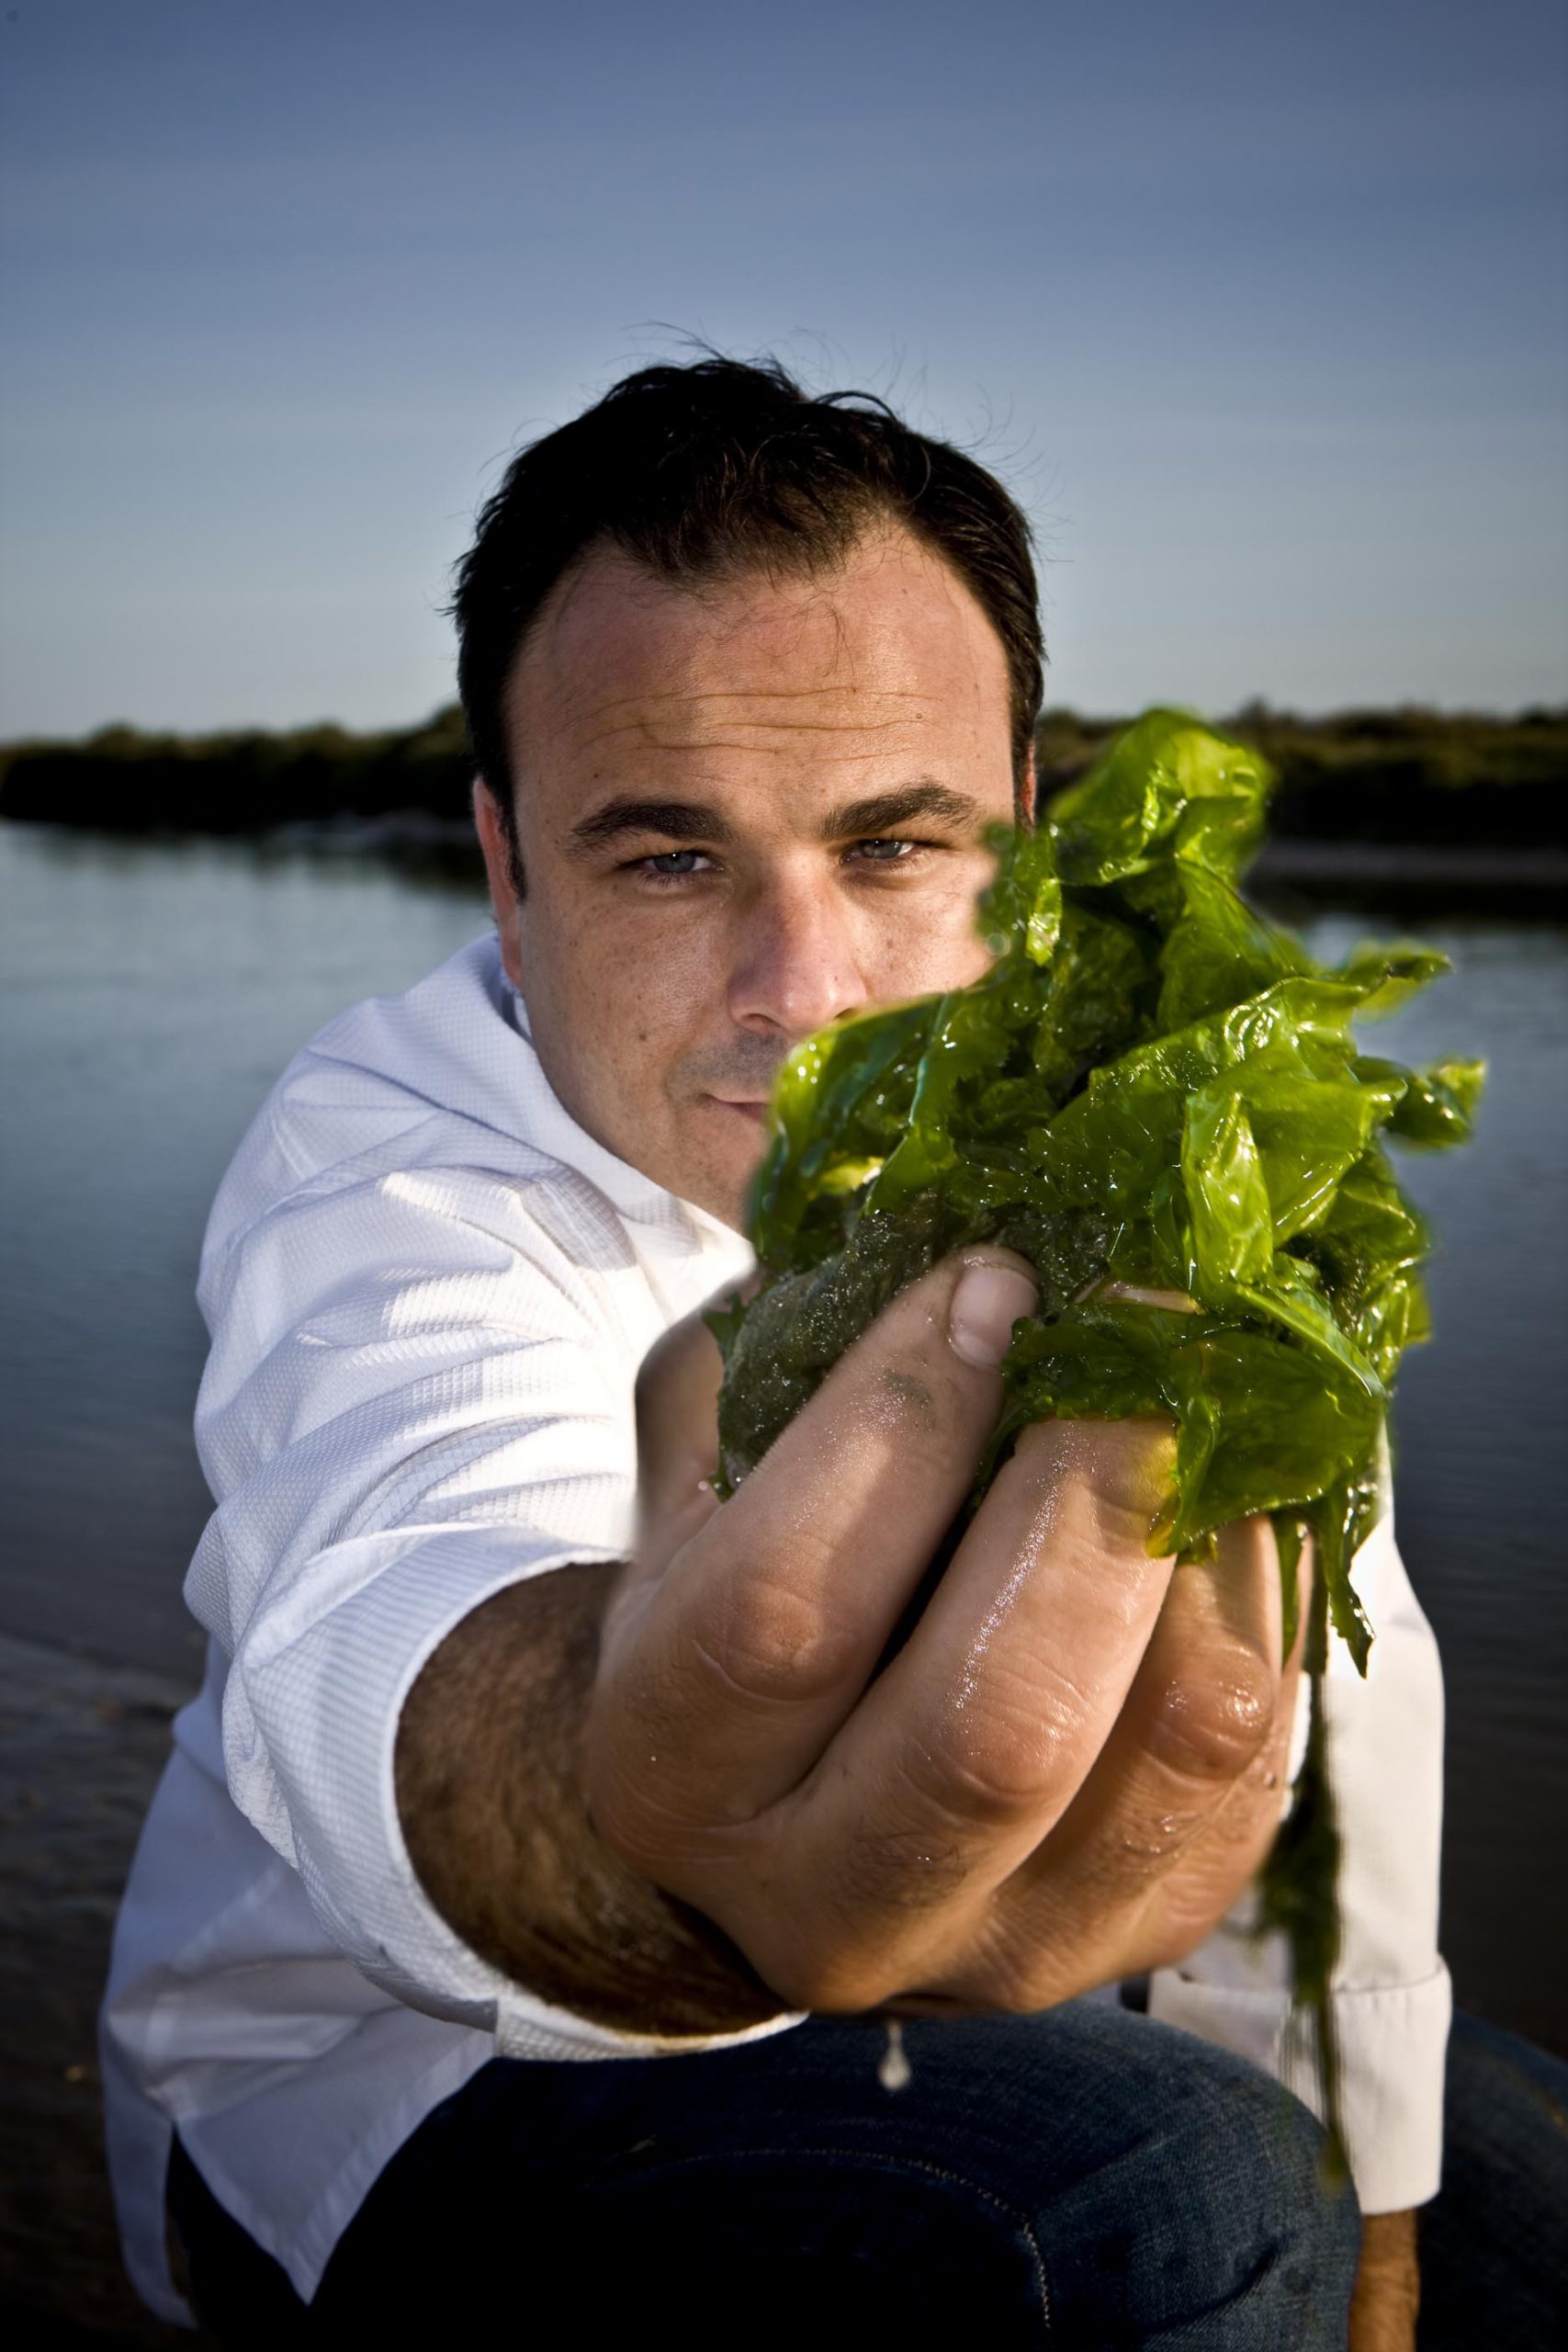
[184,1113,791,2058]
[1148,1502,1450,2211]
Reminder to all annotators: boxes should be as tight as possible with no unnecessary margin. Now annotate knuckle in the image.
[1082,1429,1179,1550]
[692,1574,864,1711]
[1144,1649,1277,1782]
[899,1708,1066,1836]
[1012,1418,1177,1555]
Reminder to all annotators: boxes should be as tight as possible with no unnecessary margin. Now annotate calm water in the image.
[2,824,1564,2052]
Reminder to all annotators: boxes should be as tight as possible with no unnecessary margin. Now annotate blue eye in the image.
[640,849,710,877]
[852,838,915,862]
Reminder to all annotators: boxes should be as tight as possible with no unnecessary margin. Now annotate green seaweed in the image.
[711,709,1479,2141]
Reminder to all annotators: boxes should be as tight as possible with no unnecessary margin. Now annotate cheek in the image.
[525,897,718,1070]
[864,876,996,996]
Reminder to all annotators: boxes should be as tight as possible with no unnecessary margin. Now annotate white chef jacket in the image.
[101,933,1451,2325]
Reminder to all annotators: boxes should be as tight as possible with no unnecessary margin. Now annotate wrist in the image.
[1349,2209,1419,2352]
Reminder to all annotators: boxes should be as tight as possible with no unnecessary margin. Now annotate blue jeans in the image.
[169,2005,1567,2347]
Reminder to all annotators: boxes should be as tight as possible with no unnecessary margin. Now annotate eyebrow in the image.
[819,783,983,840]
[570,798,732,854]
[569,780,983,856]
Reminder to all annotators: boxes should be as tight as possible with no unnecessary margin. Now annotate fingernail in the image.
[948,1262,1037,1369]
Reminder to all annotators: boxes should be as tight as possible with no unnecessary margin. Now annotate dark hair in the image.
[453,356,1042,890]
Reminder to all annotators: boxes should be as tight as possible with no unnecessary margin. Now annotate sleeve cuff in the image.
[232,1526,804,2060]
[1147,1960,1451,2211]
[492,1994,807,2062]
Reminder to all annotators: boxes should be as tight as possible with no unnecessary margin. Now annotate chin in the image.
[648,1104,768,1231]
[684,1165,756,1234]
[682,1150,767,1235]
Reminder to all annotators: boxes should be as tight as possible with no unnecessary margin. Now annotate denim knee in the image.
[1035,2029,1361,2349]
[316,2008,1366,2347]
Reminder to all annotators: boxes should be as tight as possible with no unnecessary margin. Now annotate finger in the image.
[1126,1535,1314,1974]
[961,1520,1306,2007]
[631,1305,728,1588]
[590,1250,1038,1848]
[749,1418,1179,1996]
[622,1272,770,1613]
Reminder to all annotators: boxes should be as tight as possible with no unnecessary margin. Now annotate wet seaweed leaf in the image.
[711,708,1479,2130]
[718,710,1475,1602]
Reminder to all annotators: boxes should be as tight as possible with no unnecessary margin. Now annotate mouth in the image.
[707,1097,770,1127]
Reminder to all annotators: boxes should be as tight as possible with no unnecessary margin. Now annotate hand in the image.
[1349,2212,1419,2352]
[586,1249,1306,2016]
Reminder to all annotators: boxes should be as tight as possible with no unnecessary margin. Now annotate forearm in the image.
[394,1561,784,2038]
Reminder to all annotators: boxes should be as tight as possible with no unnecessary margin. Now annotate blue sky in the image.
[1,0,1563,735]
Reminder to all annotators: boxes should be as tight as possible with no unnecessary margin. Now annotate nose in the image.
[726,869,871,1040]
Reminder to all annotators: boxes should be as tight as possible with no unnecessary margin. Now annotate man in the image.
[105,358,1466,2345]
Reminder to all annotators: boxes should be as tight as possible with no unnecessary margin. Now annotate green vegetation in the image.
[2,702,1564,847]
[713,709,1483,2146]
[0,708,475,834]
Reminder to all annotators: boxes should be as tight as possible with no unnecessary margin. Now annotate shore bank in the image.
[1251,838,1568,914]
[8,812,1565,919]
[0,1633,209,2347]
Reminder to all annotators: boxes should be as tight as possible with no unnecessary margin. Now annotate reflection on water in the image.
[1,825,1563,2052]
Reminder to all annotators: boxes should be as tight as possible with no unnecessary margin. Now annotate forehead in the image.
[503,525,1013,787]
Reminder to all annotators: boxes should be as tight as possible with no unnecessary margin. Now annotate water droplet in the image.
[877,2017,912,2093]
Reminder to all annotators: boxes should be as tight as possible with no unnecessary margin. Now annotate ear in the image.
[472,779,525,992]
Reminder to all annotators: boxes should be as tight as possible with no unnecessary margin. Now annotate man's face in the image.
[475,522,1021,1228]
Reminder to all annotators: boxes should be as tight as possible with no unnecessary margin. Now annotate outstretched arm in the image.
[397,1252,1307,2036]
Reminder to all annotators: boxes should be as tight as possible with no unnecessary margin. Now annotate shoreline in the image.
[6,814,1567,915]
[1251,838,1568,913]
